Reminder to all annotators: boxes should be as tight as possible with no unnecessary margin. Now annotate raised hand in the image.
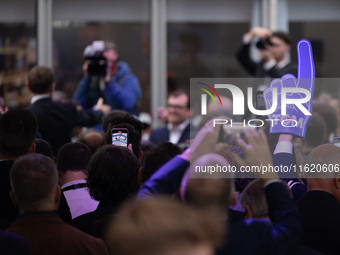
[263,39,315,137]
[95,97,112,114]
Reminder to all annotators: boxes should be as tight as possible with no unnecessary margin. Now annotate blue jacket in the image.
[73,61,141,115]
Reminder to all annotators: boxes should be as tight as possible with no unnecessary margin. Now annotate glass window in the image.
[167,23,251,92]
[53,0,150,112]
[0,0,35,108]
[290,21,340,78]
[53,22,150,111]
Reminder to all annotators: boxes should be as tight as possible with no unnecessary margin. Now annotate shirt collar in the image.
[277,58,290,69]
[61,179,87,190]
[168,119,190,132]
[31,94,50,104]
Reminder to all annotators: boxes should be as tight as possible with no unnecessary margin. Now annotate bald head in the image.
[306,144,340,178]
[306,144,340,201]
[308,144,340,160]
[181,153,234,210]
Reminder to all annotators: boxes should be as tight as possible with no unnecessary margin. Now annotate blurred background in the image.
[0,0,339,114]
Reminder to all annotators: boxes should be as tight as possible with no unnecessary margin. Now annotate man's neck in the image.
[276,57,289,65]
[31,93,51,104]
[169,119,189,131]
[59,171,87,186]
[308,179,334,195]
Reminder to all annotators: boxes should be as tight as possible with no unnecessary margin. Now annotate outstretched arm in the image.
[233,130,302,254]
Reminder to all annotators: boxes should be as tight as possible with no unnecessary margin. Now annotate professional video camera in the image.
[256,37,274,50]
[83,41,107,77]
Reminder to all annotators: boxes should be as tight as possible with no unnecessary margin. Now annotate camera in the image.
[84,41,107,77]
[256,37,274,50]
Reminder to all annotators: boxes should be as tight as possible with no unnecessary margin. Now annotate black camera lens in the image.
[255,37,274,49]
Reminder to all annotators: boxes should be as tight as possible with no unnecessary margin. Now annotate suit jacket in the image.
[0,159,71,224]
[71,202,118,238]
[218,182,301,255]
[296,190,340,255]
[149,123,195,146]
[273,146,307,200]
[0,160,18,223]
[6,213,108,255]
[27,97,104,156]
[237,43,298,78]
[0,230,30,255]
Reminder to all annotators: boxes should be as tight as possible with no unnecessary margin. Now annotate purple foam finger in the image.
[297,40,315,91]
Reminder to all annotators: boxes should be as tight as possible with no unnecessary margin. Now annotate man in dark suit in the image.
[296,144,340,255]
[236,27,297,78]
[26,66,111,156]
[6,153,108,255]
[150,89,195,147]
[0,230,31,255]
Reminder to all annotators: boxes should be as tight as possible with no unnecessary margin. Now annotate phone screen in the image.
[332,137,340,148]
[256,91,266,110]
[112,128,128,147]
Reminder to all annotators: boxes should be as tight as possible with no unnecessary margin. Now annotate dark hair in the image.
[142,142,182,183]
[168,89,190,109]
[0,109,38,158]
[28,66,55,94]
[10,154,58,212]
[87,145,139,205]
[272,31,291,45]
[104,41,119,55]
[35,138,54,159]
[77,128,105,154]
[57,142,92,174]
[140,140,155,165]
[105,123,141,159]
[102,110,143,134]
[273,31,292,45]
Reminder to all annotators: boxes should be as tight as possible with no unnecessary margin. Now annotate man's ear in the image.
[334,172,340,190]
[138,167,144,186]
[231,191,238,206]
[10,191,18,208]
[28,142,36,154]
[138,150,143,163]
[187,109,191,118]
[245,205,254,219]
[49,82,55,94]
[57,170,62,181]
[54,185,61,207]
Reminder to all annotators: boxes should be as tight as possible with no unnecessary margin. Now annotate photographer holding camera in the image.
[73,41,141,116]
[236,27,297,78]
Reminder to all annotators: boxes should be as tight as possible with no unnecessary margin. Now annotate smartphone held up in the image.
[111,128,129,147]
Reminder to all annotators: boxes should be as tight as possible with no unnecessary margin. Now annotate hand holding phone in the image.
[332,137,340,148]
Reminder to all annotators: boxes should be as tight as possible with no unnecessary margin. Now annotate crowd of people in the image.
[0,31,339,255]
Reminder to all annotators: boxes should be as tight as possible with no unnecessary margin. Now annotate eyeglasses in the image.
[167,104,187,110]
